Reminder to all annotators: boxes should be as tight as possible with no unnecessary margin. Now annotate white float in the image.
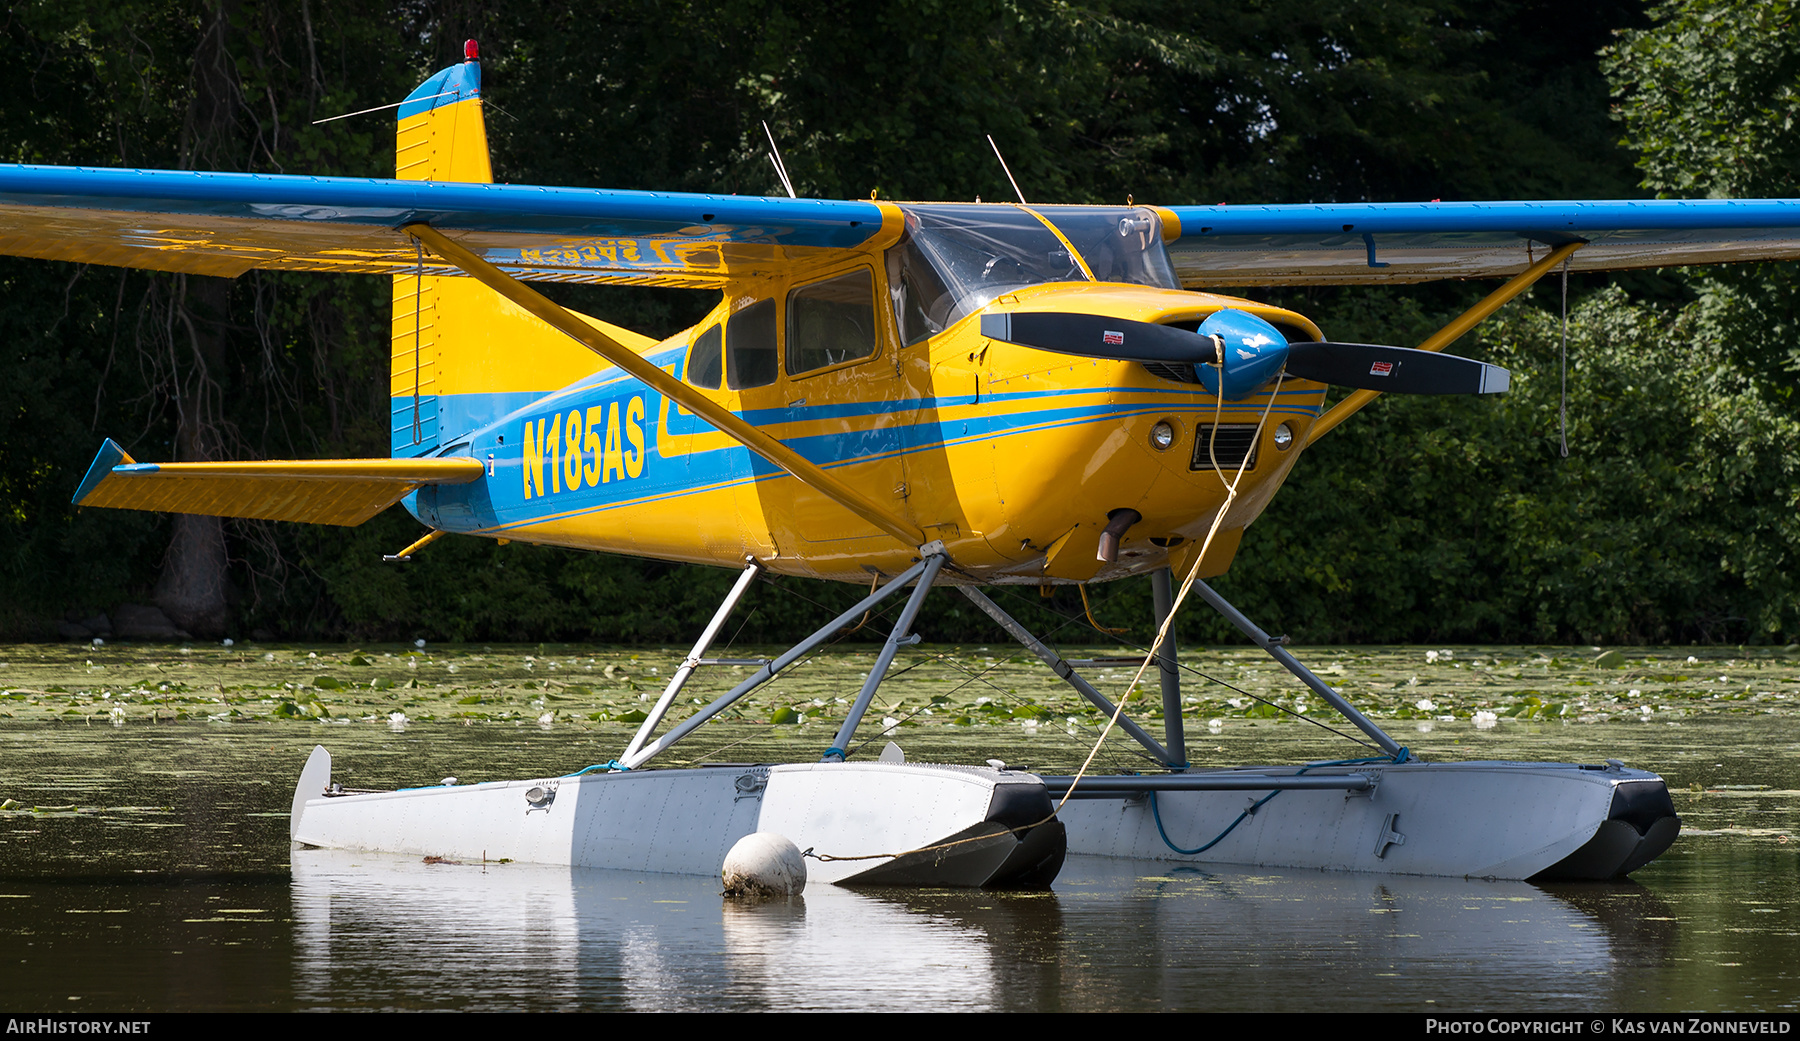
[291,749,1066,888]
[288,568,1677,888]
[1052,759,1678,879]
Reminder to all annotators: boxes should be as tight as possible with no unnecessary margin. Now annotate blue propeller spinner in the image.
[1194,309,1289,401]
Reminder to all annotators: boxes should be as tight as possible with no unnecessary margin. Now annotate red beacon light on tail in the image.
[465,39,479,62]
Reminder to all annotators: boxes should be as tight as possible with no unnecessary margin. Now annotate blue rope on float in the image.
[1149,751,1410,856]
[563,760,629,777]
[1150,787,1281,855]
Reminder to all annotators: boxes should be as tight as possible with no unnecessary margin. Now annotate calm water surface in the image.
[0,712,1795,1011]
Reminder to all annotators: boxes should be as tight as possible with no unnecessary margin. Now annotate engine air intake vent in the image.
[1142,361,1203,384]
[1190,424,1260,472]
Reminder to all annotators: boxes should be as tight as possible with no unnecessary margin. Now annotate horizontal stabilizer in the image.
[72,439,482,526]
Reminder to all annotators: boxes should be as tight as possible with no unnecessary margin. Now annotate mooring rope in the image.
[800,370,1292,868]
[1053,365,1284,811]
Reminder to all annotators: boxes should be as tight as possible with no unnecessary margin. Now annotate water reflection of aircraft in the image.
[287,849,1028,1010]
[11,47,1794,884]
[286,849,1672,1010]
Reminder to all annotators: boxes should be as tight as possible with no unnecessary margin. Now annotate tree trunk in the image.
[152,4,241,638]
[154,274,234,638]
[155,514,229,637]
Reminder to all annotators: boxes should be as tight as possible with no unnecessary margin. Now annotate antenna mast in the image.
[987,134,1026,204]
[762,121,797,199]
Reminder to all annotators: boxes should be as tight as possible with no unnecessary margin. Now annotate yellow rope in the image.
[1054,376,1283,810]
[801,377,1288,867]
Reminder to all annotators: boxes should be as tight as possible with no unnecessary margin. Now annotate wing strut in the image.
[1305,240,1584,444]
[403,223,927,549]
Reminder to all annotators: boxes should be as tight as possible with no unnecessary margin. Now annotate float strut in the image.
[824,550,947,761]
[1190,579,1406,760]
[622,553,939,769]
[1151,567,1188,769]
[623,556,764,762]
[958,586,1175,766]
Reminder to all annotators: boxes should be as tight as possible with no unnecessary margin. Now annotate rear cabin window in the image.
[686,324,722,389]
[787,269,877,375]
[726,299,778,389]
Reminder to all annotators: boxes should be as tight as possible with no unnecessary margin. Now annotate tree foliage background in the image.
[0,0,1793,646]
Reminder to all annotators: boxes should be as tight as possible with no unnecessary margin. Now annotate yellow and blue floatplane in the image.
[12,47,1797,883]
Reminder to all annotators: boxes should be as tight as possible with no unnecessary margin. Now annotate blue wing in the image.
[0,165,888,288]
[2,160,1799,286]
[1162,199,1800,286]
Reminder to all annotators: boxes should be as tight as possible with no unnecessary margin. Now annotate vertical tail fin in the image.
[394,42,493,184]
[391,50,488,456]
[389,45,648,458]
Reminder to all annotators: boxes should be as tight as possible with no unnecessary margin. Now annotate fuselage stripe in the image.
[463,396,1320,534]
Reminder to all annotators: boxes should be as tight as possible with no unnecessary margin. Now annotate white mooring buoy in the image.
[721,831,807,896]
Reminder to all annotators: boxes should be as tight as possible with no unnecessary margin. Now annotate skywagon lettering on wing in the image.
[521,395,648,500]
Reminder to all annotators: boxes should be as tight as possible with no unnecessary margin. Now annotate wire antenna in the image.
[987,134,1027,204]
[312,89,462,125]
[762,121,797,199]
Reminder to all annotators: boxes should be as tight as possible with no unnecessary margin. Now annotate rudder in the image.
[390,43,628,458]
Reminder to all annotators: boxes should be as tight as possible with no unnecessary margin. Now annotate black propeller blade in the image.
[1286,342,1510,395]
[979,313,1213,365]
[980,309,1512,397]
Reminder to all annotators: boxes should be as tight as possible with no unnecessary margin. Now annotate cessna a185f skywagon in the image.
[11,47,1799,885]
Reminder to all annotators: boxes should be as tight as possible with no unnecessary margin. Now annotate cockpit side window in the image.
[787,269,877,375]
[904,205,1083,306]
[726,298,778,389]
[885,236,952,346]
[686,324,722,389]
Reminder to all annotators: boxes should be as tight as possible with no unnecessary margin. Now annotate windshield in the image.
[1039,206,1181,289]
[888,204,1179,334]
